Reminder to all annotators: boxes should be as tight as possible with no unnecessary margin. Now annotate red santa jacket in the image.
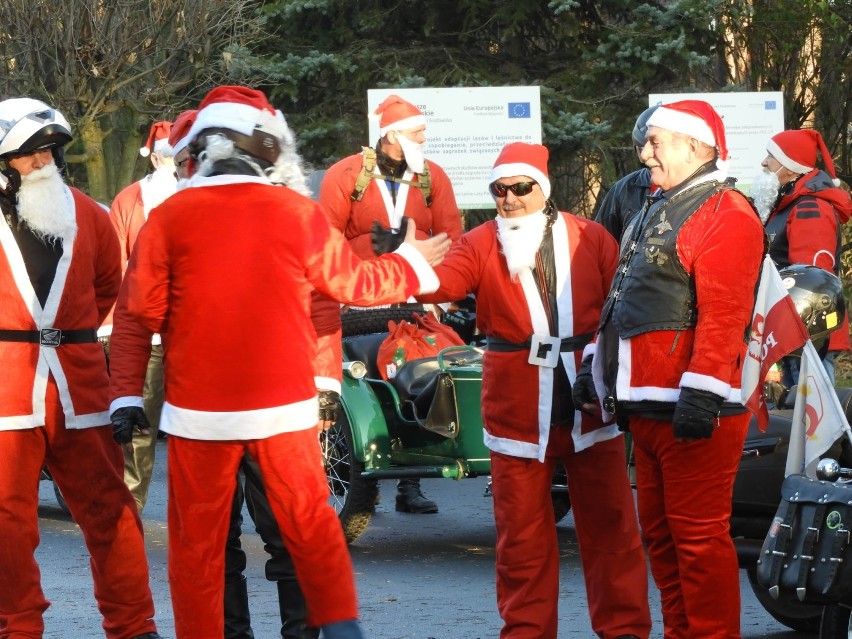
[121,174,437,440]
[0,187,120,429]
[319,152,462,260]
[593,183,765,412]
[420,211,621,460]
[766,168,852,352]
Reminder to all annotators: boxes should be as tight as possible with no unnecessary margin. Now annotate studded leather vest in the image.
[601,179,732,338]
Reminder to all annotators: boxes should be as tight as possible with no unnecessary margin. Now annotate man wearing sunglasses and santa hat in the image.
[419,141,651,639]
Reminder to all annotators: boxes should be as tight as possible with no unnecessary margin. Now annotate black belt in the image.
[0,328,99,347]
[486,331,595,353]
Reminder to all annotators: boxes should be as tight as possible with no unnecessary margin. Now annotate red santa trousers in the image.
[631,414,748,639]
[0,378,156,639]
[167,430,358,639]
[490,430,651,639]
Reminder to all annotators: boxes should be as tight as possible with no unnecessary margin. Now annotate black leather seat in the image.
[342,332,388,379]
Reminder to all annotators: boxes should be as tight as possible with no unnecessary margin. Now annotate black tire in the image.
[321,412,379,543]
[551,462,571,524]
[821,604,852,638]
[341,304,426,338]
[52,481,72,517]
[746,566,823,632]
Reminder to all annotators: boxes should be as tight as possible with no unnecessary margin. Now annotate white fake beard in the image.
[143,166,178,210]
[751,169,781,224]
[397,134,425,174]
[496,209,548,280]
[17,164,76,242]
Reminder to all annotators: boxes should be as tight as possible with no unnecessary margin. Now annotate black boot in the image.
[277,579,319,639]
[395,478,438,514]
[224,575,255,639]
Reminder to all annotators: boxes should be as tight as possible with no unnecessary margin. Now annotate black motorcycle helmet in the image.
[779,264,846,353]
[0,97,72,196]
[631,105,660,148]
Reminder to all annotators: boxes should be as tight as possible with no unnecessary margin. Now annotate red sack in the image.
[376,313,465,380]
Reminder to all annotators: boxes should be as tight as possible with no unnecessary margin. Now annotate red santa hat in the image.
[646,100,729,169]
[167,109,198,156]
[766,129,840,185]
[487,142,551,199]
[372,95,426,137]
[186,85,293,148]
[139,120,173,157]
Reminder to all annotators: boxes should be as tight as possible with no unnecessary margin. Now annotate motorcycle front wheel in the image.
[746,567,822,632]
[321,412,379,543]
[821,604,852,638]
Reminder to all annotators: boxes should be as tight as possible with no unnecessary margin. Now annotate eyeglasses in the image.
[489,181,537,198]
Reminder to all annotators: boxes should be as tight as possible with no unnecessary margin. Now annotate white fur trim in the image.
[395,242,439,294]
[648,106,715,147]
[680,371,738,402]
[159,396,319,440]
[110,396,144,414]
[314,376,341,394]
[483,431,542,459]
[766,139,812,175]
[379,114,426,137]
[488,162,551,198]
[187,102,289,143]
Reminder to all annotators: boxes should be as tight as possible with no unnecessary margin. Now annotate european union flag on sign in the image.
[765,100,777,110]
[508,102,531,118]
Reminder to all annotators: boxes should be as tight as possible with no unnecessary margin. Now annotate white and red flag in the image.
[741,257,810,431]
[785,340,852,476]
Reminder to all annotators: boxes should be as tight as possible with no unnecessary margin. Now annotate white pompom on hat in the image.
[646,100,729,172]
[371,95,426,137]
[139,121,173,157]
[767,129,841,186]
[487,142,551,199]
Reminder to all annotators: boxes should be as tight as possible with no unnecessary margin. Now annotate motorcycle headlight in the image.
[343,360,367,379]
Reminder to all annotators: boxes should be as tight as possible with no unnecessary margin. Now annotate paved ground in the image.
[34,439,814,638]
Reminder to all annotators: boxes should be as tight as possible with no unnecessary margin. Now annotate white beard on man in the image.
[750,168,782,224]
[16,163,76,243]
[495,208,548,281]
[397,134,426,174]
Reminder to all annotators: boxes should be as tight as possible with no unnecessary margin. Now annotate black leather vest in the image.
[601,180,731,338]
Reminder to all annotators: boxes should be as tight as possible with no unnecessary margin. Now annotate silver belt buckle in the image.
[39,328,62,347]
[528,334,560,368]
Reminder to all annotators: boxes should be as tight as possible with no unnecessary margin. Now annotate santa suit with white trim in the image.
[119,86,443,639]
[0,96,157,638]
[420,142,651,639]
[592,102,765,639]
[102,120,177,511]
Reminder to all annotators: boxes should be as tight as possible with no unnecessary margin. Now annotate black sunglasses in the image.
[489,181,537,198]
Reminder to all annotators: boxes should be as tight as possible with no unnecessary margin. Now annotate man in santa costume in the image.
[102,119,176,512]
[111,108,324,639]
[0,97,160,638]
[319,94,463,513]
[574,101,765,638]
[118,85,449,639]
[420,142,651,639]
[751,128,852,384]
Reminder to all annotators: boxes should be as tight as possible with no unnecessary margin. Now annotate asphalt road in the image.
[34,439,812,638]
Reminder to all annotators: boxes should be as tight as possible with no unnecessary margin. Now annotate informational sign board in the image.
[368,87,542,209]
[649,92,785,195]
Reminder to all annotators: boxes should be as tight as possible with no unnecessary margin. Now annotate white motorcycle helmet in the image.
[0,97,72,195]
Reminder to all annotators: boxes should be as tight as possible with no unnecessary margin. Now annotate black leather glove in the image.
[672,387,725,441]
[110,406,150,446]
[371,216,409,255]
[318,390,341,423]
[571,355,597,411]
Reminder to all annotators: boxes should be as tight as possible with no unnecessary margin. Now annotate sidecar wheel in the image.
[321,412,378,543]
[746,566,822,632]
[821,604,852,638]
[341,304,426,337]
